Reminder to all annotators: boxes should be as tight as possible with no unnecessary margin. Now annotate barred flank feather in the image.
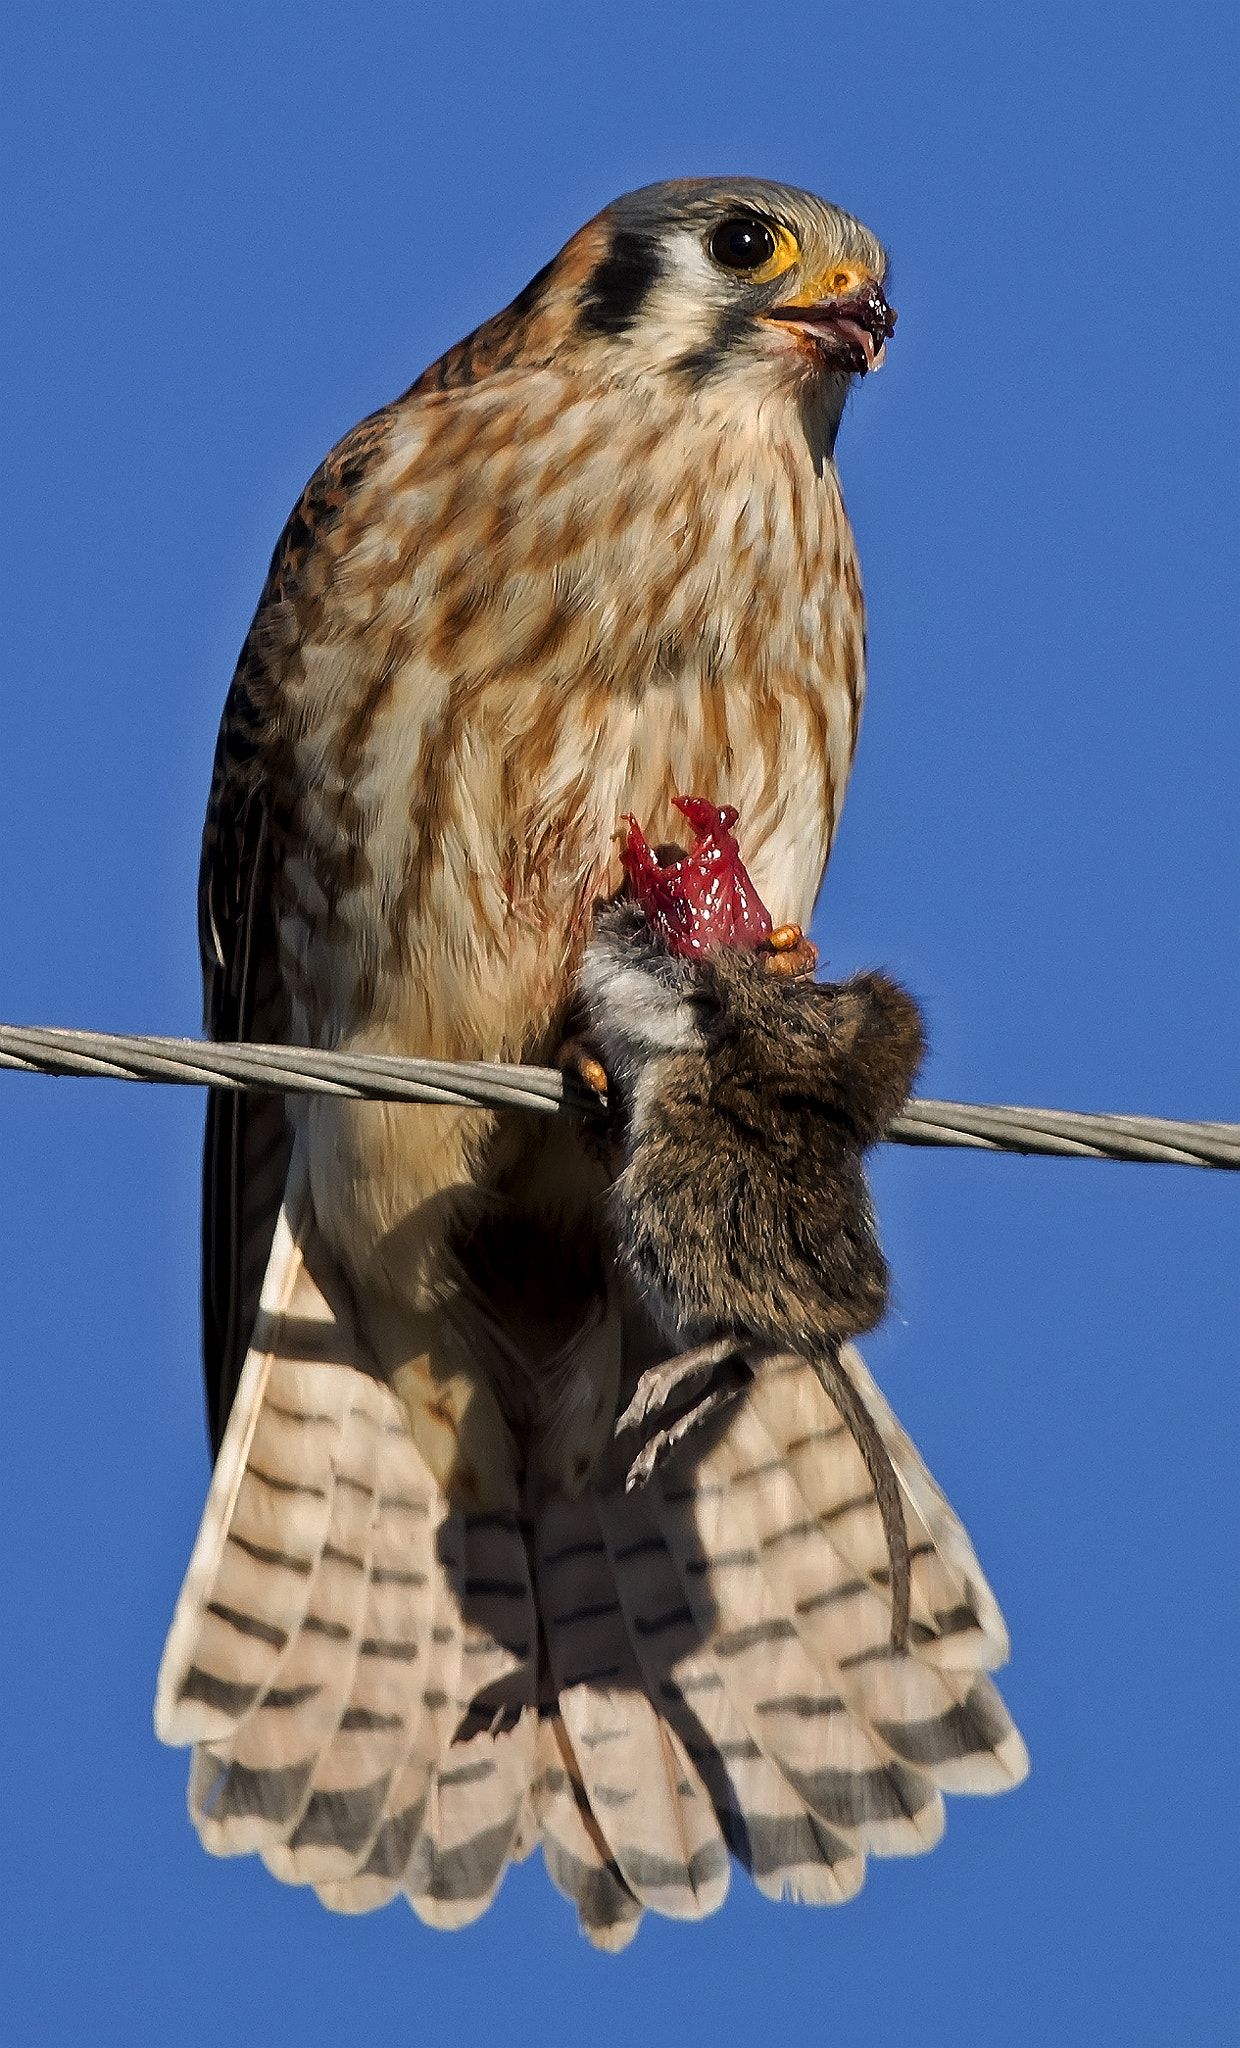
[158,1151,1026,1942]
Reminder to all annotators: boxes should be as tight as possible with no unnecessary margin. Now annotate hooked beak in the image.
[766,278,897,375]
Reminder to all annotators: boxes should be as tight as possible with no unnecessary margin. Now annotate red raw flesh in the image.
[620,796,774,959]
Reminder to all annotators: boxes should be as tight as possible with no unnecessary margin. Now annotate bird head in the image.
[476,178,892,416]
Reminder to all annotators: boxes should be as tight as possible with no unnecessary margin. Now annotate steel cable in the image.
[1,1022,1235,1169]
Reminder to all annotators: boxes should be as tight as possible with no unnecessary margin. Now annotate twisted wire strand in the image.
[0,1022,1236,1170]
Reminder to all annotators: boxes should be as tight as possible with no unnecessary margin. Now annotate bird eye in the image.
[707,216,800,282]
[709,218,778,270]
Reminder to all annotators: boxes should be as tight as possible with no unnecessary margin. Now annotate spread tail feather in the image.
[157,1152,1025,1939]
[533,1710,644,1950]
[156,1141,539,1925]
[538,1488,731,1921]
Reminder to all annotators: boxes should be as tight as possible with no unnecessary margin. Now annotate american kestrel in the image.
[157,178,1027,1947]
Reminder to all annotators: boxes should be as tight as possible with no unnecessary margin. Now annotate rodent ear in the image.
[819,973,925,1144]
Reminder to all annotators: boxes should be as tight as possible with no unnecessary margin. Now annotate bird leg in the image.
[616,1338,754,1490]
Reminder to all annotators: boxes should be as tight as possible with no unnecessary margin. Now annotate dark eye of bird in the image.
[709,217,777,271]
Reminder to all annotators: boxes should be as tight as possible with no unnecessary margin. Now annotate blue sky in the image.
[2,3,1236,2043]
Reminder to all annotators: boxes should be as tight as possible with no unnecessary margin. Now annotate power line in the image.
[1,1022,1235,1170]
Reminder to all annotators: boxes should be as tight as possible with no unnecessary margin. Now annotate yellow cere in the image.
[780,261,873,306]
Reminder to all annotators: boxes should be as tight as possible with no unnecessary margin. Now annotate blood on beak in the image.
[765,279,897,375]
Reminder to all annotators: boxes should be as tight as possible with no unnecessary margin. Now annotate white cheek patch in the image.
[623,232,738,373]
[660,230,722,300]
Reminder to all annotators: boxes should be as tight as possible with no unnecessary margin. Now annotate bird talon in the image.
[557,1035,611,1113]
[577,1054,609,1099]
[762,927,819,978]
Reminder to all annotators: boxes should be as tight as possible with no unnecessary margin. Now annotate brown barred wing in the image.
[197,399,397,1453]
[199,720,292,1455]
